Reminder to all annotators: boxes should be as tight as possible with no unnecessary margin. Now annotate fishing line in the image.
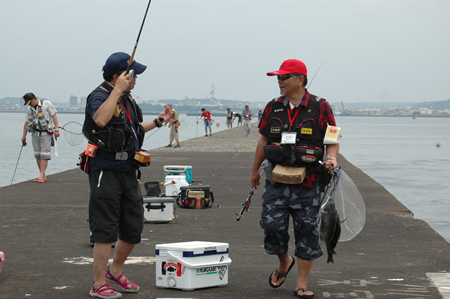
[307,60,324,89]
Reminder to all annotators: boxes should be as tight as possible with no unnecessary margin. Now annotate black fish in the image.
[319,197,341,263]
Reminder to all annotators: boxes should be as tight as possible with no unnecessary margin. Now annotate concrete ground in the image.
[1,124,449,299]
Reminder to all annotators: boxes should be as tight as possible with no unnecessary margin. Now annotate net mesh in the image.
[333,168,366,242]
[61,122,84,146]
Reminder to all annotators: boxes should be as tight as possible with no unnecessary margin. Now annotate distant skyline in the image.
[1,0,449,104]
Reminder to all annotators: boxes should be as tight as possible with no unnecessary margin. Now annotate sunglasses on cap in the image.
[277,73,302,81]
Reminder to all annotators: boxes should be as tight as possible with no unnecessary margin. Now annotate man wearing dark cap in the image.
[21,92,60,183]
[250,59,339,298]
[83,52,172,299]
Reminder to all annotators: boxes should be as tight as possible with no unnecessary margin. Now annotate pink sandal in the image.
[105,267,139,293]
[89,283,122,298]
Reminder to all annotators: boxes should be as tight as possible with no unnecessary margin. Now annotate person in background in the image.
[197,107,214,137]
[83,52,173,299]
[21,92,60,183]
[226,108,234,130]
[242,105,252,137]
[233,112,243,127]
[165,107,181,148]
[250,59,339,299]
[258,110,263,122]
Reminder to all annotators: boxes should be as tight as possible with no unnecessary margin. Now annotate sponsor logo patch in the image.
[270,127,281,134]
[301,128,313,135]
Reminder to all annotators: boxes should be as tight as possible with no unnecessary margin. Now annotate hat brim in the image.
[131,61,147,75]
[267,70,292,76]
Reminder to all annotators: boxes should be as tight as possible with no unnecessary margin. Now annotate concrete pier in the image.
[1,124,449,298]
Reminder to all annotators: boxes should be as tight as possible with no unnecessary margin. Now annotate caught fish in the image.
[319,197,341,264]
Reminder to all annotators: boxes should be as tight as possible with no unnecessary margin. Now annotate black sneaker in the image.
[174,144,181,148]
[209,134,212,137]
[204,135,208,137]
[165,144,172,147]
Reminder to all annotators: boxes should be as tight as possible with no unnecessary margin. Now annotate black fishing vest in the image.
[82,81,145,152]
[263,94,326,167]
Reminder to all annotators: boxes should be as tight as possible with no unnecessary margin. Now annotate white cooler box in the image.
[164,175,189,197]
[155,241,231,291]
[143,197,176,223]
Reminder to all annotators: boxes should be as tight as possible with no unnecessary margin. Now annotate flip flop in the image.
[268,256,295,288]
[33,179,40,182]
[294,288,314,298]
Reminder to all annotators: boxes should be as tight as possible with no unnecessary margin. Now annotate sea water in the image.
[336,116,450,242]
[1,112,449,242]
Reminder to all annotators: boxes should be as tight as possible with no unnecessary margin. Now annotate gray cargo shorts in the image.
[260,180,323,260]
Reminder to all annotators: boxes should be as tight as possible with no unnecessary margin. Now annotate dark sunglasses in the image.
[277,73,301,81]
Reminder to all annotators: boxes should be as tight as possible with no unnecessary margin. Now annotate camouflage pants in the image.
[260,180,323,260]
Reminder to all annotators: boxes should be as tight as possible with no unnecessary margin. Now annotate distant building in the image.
[80,96,87,108]
[69,95,77,107]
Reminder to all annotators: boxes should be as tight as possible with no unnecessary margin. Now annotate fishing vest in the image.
[82,81,145,152]
[27,100,50,133]
[263,94,326,168]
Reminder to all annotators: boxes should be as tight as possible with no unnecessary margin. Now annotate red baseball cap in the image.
[267,59,307,77]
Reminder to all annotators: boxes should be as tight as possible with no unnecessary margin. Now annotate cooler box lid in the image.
[156,241,229,257]
[143,197,175,203]
[164,165,192,171]
[180,185,210,191]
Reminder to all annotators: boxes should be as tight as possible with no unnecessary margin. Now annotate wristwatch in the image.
[54,129,59,132]
[154,118,162,128]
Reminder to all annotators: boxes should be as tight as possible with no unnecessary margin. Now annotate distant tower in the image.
[210,84,215,104]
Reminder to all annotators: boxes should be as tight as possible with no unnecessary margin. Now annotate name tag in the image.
[281,132,296,144]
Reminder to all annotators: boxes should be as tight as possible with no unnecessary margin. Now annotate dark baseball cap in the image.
[103,52,147,75]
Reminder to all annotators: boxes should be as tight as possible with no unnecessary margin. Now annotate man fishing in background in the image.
[21,92,60,183]
[242,104,252,137]
[197,107,214,137]
[250,59,339,298]
[83,52,172,299]
[165,107,181,148]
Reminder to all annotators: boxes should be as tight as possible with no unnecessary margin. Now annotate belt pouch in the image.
[272,165,306,184]
[263,145,285,164]
[294,146,323,165]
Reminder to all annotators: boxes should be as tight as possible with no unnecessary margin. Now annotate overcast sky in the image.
[1,0,449,104]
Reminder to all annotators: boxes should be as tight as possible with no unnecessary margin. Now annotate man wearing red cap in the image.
[250,59,339,298]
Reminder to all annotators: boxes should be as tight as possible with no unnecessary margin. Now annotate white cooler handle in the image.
[166,251,232,269]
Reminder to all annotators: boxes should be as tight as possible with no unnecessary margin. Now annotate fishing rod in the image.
[307,60,324,89]
[126,0,153,78]
[236,168,264,221]
[11,145,24,185]
[236,187,256,221]
[114,0,153,117]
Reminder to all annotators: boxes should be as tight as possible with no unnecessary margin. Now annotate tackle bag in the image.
[176,185,214,209]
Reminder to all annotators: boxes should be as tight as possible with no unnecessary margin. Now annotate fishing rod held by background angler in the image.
[11,145,24,185]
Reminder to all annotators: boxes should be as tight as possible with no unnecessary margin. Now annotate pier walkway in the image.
[1,124,449,298]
